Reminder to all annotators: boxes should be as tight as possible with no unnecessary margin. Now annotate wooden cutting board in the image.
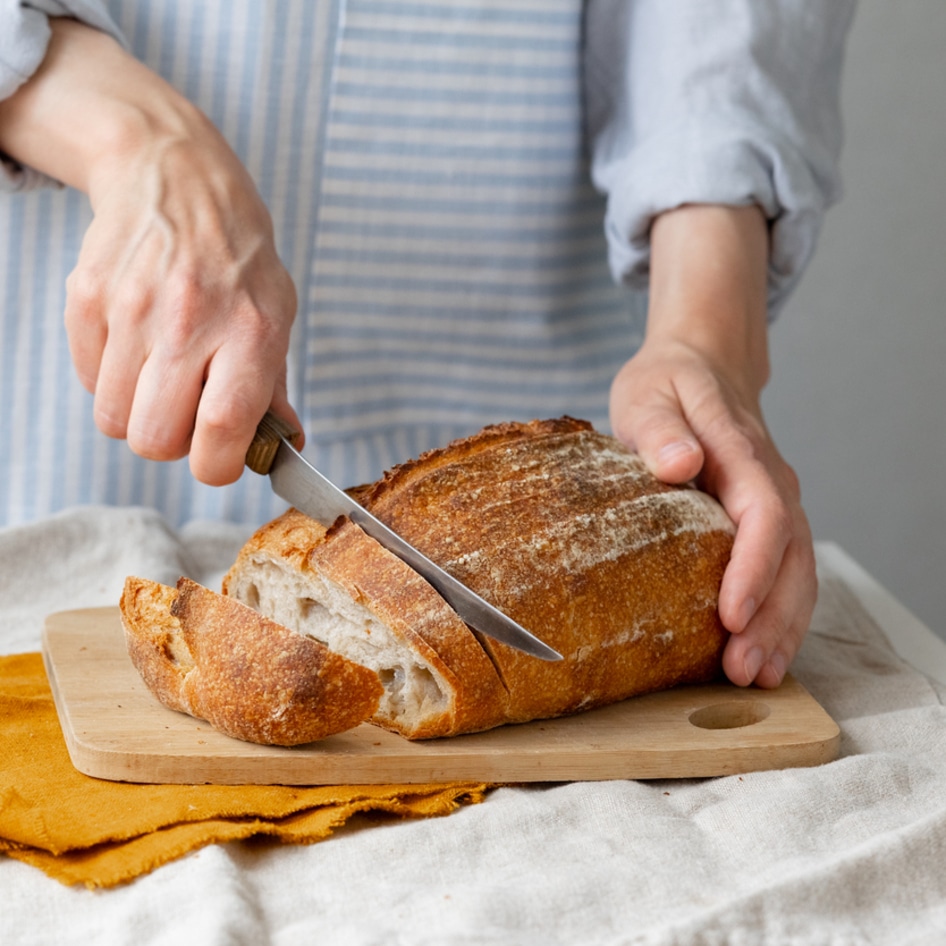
[42,607,841,785]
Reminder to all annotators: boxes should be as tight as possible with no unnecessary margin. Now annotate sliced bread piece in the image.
[120,575,383,746]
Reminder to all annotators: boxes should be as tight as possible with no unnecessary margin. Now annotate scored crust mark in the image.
[120,575,382,746]
[468,631,511,695]
[348,417,595,511]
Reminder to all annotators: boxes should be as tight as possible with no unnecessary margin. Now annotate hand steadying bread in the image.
[121,418,735,745]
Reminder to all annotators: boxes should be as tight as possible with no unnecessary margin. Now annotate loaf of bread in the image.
[120,575,383,745]
[222,417,736,740]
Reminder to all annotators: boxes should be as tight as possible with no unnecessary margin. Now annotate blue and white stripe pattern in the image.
[0,0,851,528]
[304,0,643,477]
[0,0,643,527]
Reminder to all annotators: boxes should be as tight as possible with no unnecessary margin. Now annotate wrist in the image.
[83,94,212,204]
[0,18,205,196]
[645,203,771,399]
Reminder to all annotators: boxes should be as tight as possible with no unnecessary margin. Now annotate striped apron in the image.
[0,0,644,526]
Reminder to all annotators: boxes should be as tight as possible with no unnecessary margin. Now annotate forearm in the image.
[645,203,771,402]
[587,0,854,313]
[0,17,208,198]
[0,16,298,486]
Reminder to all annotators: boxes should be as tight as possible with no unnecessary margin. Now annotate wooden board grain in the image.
[42,607,841,785]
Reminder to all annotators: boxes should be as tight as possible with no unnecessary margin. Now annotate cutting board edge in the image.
[41,606,843,785]
[49,729,844,786]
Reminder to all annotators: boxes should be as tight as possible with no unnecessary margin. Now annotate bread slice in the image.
[224,417,736,740]
[120,575,383,746]
[221,512,508,739]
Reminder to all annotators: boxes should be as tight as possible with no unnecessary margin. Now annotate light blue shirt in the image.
[0,0,855,527]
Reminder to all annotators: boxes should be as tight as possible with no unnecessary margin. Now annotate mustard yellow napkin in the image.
[0,653,490,889]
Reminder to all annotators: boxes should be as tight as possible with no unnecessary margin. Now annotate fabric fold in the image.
[0,652,490,889]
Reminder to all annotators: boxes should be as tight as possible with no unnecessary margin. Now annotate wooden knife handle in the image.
[245,411,303,475]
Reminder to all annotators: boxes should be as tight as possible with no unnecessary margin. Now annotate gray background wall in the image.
[762,1,946,639]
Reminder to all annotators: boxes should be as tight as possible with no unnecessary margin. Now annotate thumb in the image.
[612,391,704,485]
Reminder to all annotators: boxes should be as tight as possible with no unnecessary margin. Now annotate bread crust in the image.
[353,417,734,727]
[227,418,735,738]
[120,576,382,746]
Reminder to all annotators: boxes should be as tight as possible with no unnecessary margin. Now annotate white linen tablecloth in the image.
[1,506,945,945]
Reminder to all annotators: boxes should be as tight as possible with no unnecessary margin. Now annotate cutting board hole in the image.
[688,701,771,730]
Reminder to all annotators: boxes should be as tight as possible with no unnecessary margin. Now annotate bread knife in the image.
[245,412,563,662]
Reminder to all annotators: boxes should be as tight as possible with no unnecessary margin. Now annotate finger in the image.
[88,302,152,441]
[722,536,817,687]
[187,349,279,486]
[695,421,799,631]
[63,264,108,395]
[612,390,704,484]
[124,345,204,461]
[715,486,794,634]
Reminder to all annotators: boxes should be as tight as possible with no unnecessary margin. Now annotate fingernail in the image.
[766,652,787,685]
[744,646,764,683]
[658,439,698,466]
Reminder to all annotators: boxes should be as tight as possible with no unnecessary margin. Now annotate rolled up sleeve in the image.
[585,0,857,314]
[0,0,124,191]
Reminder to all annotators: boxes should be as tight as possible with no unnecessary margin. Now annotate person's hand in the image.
[610,204,817,688]
[0,18,300,485]
[610,337,816,688]
[68,113,299,485]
